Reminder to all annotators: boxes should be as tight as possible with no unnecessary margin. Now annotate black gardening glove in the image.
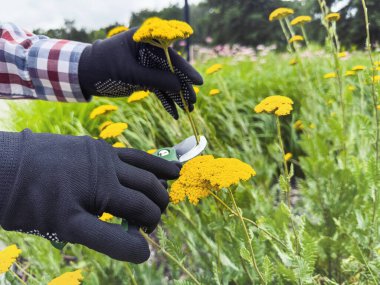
[0,130,180,263]
[78,28,203,119]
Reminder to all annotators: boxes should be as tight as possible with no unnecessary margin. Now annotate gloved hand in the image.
[78,28,203,119]
[0,130,180,263]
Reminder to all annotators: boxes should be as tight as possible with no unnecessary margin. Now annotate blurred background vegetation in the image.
[33,0,380,50]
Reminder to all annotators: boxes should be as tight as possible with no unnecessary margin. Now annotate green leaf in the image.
[240,246,253,265]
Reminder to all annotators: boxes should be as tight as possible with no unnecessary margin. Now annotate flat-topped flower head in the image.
[338,51,348,58]
[0,245,22,274]
[107,26,129,38]
[133,17,193,48]
[352,65,366,71]
[90,105,118,120]
[99,121,113,131]
[345,71,356,77]
[290,16,312,26]
[170,155,256,205]
[289,35,304,44]
[99,122,128,139]
[206,63,223,75]
[209,89,221,96]
[269,8,294,22]
[323,72,337,79]
[48,270,84,285]
[254,95,294,116]
[99,213,114,222]
[289,58,297,65]
[127,90,150,103]
[112,142,126,148]
[325,12,340,22]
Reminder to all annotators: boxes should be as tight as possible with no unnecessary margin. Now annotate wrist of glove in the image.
[78,28,203,119]
[0,130,180,263]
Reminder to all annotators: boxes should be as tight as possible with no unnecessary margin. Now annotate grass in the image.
[0,49,379,284]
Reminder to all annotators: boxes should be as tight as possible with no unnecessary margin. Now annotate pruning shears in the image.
[51,135,208,250]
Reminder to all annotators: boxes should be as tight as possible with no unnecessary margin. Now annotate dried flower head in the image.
[0,245,21,274]
[99,213,114,222]
[352,65,366,71]
[48,270,84,285]
[290,15,312,26]
[206,63,223,75]
[99,123,128,139]
[170,155,256,205]
[107,26,129,38]
[90,105,118,120]
[269,8,294,22]
[209,89,221,96]
[133,17,193,48]
[323,72,337,79]
[289,35,304,44]
[127,91,150,103]
[325,13,340,22]
[254,95,294,116]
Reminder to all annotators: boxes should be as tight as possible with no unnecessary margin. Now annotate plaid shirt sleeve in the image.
[0,22,90,102]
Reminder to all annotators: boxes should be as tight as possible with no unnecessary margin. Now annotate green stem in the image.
[227,188,265,284]
[10,270,27,285]
[300,25,310,47]
[14,262,39,283]
[163,47,200,144]
[125,263,138,285]
[140,230,201,285]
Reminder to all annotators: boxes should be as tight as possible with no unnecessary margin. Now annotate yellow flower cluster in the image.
[99,121,113,131]
[284,152,293,161]
[170,155,256,205]
[107,26,129,38]
[338,51,348,58]
[209,89,221,96]
[290,15,312,26]
[193,86,200,94]
[345,71,356,77]
[206,63,223,75]
[289,58,297,66]
[133,17,193,48]
[127,91,150,103]
[325,12,340,22]
[293,120,304,130]
[289,35,304,44]
[90,105,118,120]
[112,142,126,148]
[0,245,21,274]
[324,72,337,79]
[269,8,294,22]
[48,270,83,285]
[99,213,114,222]
[372,75,380,84]
[99,123,128,139]
[352,65,366,71]
[147,149,157,154]
[254,95,294,116]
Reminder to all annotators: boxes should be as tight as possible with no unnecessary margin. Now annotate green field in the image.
[1,43,379,284]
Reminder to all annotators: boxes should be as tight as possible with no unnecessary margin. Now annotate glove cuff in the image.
[0,131,25,222]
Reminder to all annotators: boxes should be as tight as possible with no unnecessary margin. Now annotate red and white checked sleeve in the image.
[0,22,89,102]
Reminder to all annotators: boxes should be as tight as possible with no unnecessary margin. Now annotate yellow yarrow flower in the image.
[112,142,126,148]
[348,85,356,91]
[269,8,294,22]
[293,120,304,130]
[48,270,84,285]
[206,63,223,75]
[345,70,356,77]
[324,72,337,79]
[209,89,221,96]
[372,75,380,84]
[99,123,128,139]
[0,245,21,274]
[99,121,113,131]
[338,51,348,58]
[289,35,304,44]
[99,213,114,222]
[90,105,118,120]
[374,61,380,66]
[254,95,294,116]
[325,12,340,22]
[284,153,293,161]
[107,26,129,38]
[147,149,157,154]
[133,17,193,48]
[170,155,256,205]
[127,90,150,103]
[193,86,200,94]
[290,15,312,26]
[377,105,380,110]
[352,65,366,71]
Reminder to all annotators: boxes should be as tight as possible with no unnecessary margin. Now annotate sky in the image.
[1,0,202,31]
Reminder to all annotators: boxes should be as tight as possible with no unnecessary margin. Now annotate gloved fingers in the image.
[167,47,203,85]
[159,179,168,189]
[130,65,181,92]
[167,82,196,111]
[68,214,150,263]
[105,185,162,228]
[154,89,179,119]
[116,162,169,212]
[116,148,181,180]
